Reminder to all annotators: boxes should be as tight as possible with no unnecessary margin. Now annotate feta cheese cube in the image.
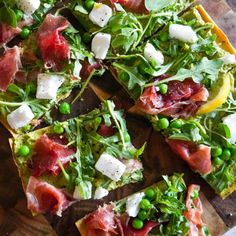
[7,104,34,130]
[94,187,109,199]
[89,3,112,27]
[144,43,164,66]
[36,74,64,100]
[169,24,198,43]
[220,54,236,65]
[92,33,111,59]
[95,153,126,182]
[17,0,40,15]
[222,113,236,144]
[73,181,92,200]
[126,192,145,217]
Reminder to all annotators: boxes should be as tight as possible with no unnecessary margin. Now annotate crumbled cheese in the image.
[17,0,40,15]
[220,54,236,65]
[144,43,164,66]
[126,192,145,217]
[222,113,236,144]
[94,187,109,199]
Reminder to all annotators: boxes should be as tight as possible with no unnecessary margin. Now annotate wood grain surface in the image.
[0,1,236,236]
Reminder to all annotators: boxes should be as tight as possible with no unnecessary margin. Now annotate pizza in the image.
[76,174,209,236]
[9,100,144,216]
[0,0,235,233]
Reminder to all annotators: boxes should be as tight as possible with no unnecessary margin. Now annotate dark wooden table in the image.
[0,1,236,235]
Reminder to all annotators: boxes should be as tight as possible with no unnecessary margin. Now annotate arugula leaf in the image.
[0,6,17,27]
[145,0,175,12]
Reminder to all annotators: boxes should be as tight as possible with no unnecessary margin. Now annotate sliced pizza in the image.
[0,13,102,135]
[69,0,195,59]
[0,0,59,46]
[76,174,210,236]
[9,100,145,216]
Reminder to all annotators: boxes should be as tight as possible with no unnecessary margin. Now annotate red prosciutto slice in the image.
[29,134,75,177]
[84,205,118,236]
[37,14,70,71]
[26,176,70,216]
[97,124,117,137]
[183,185,204,236]
[0,23,20,45]
[0,46,21,91]
[136,78,209,118]
[167,140,212,175]
[111,0,148,13]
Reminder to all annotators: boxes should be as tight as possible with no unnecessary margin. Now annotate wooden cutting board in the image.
[0,0,236,235]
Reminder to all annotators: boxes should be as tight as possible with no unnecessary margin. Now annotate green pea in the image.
[132,218,144,229]
[85,0,95,11]
[20,27,30,39]
[159,32,168,42]
[159,84,168,95]
[145,187,156,200]
[157,118,169,130]
[15,9,23,21]
[138,210,148,220]
[213,157,224,166]
[221,149,231,161]
[18,145,30,157]
[211,147,223,157]
[82,32,92,43]
[53,124,64,134]
[192,189,199,200]
[170,119,183,129]
[124,132,131,142]
[140,199,152,210]
[59,102,71,115]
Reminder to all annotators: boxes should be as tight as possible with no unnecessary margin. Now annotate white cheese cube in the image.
[220,54,236,65]
[169,24,198,43]
[94,187,109,199]
[144,43,164,66]
[222,113,236,144]
[17,0,40,15]
[126,192,145,217]
[89,3,112,27]
[92,33,111,60]
[95,153,126,182]
[73,181,92,200]
[36,74,64,100]
[7,104,34,130]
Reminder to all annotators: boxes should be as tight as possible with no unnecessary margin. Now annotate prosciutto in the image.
[136,78,209,118]
[0,46,22,91]
[183,185,204,236]
[28,134,75,177]
[0,23,21,45]
[111,0,148,13]
[37,14,70,71]
[167,139,212,175]
[26,176,70,216]
[97,124,117,137]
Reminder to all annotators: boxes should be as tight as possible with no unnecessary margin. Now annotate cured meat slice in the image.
[183,185,204,236]
[37,14,70,71]
[0,23,20,45]
[28,134,75,177]
[167,139,212,175]
[111,0,148,13]
[97,124,117,137]
[26,176,70,216]
[0,46,21,91]
[136,79,209,118]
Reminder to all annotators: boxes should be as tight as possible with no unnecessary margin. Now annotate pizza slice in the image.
[9,100,145,216]
[69,0,194,59]
[0,0,59,46]
[0,13,102,135]
[76,174,210,236]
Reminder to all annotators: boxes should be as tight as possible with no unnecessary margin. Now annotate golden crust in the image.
[75,219,87,236]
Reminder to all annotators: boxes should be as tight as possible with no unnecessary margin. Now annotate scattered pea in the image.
[15,9,23,21]
[132,218,144,229]
[220,149,231,161]
[211,147,223,157]
[53,124,64,134]
[85,0,95,11]
[20,27,30,39]
[170,119,183,129]
[145,187,156,200]
[138,210,148,220]
[213,157,224,166]
[59,102,71,115]
[140,198,152,210]
[18,145,30,157]
[159,84,168,95]
[157,118,169,130]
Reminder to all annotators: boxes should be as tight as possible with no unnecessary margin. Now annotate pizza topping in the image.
[73,181,92,200]
[29,134,75,177]
[144,43,164,66]
[37,14,70,71]
[7,104,34,130]
[94,187,109,199]
[126,192,145,217]
[26,176,70,216]
[183,185,204,236]
[97,124,117,137]
[17,0,40,15]
[220,54,236,64]
[167,139,212,175]
[95,152,126,181]
[0,46,22,91]
[89,3,112,27]
[92,33,111,59]
[112,0,148,14]
[136,78,209,118]
[169,24,198,43]
[36,73,65,100]
[222,113,236,144]
[84,205,118,235]
[0,23,21,45]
